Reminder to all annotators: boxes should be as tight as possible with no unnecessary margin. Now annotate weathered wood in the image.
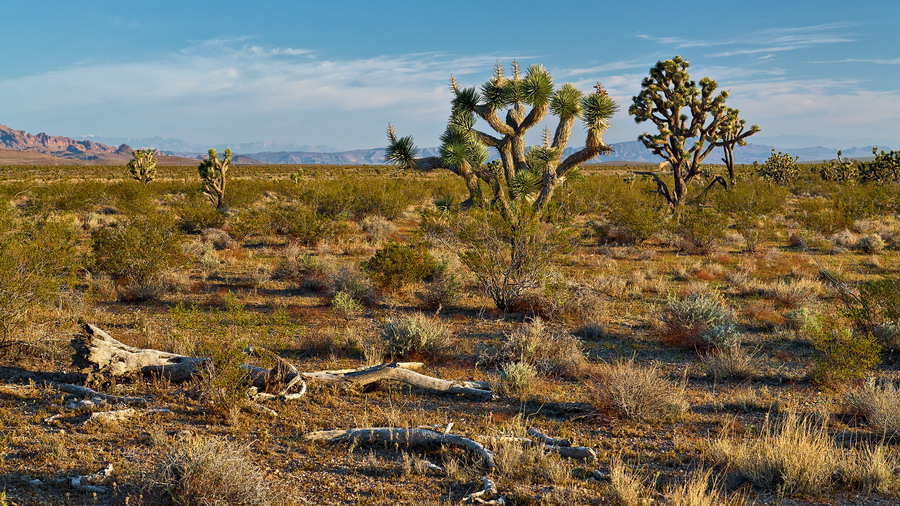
[479,436,596,462]
[526,427,571,447]
[463,476,505,505]
[84,407,171,425]
[72,323,208,383]
[305,427,496,470]
[302,363,494,400]
[53,382,147,406]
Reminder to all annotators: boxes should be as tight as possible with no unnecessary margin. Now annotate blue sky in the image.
[1,1,898,150]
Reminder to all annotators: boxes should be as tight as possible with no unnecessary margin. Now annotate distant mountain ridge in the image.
[0,123,892,166]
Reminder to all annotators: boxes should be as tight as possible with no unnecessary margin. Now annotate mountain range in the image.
[0,123,891,166]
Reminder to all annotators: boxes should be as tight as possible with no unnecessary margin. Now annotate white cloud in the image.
[811,57,900,65]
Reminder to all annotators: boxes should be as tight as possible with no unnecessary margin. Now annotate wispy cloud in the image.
[811,57,900,65]
[634,33,734,48]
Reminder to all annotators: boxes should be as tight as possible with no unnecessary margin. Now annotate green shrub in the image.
[91,213,185,300]
[270,204,348,246]
[416,259,464,310]
[597,184,665,244]
[808,319,880,388]
[380,312,453,360]
[174,193,226,233]
[499,361,538,399]
[327,266,374,305]
[362,241,438,290]
[671,207,728,253]
[331,291,362,317]
[795,197,854,236]
[712,179,788,251]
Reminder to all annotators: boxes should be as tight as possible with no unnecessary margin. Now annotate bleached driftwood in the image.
[53,382,148,407]
[301,362,494,400]
[305,427,496,469]
[84,408,172,425]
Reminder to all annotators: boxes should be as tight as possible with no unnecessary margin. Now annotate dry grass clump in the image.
[608,456,654,506]
[856,233,886,254]
[664,468,746,506]
[380,312,453,360]
[201,227,236,250]
[493,437,571,487]
[709,412,834,497]
[845,378,900,436]
[710,411,897,497]
[497,361,538,399]
[492,318,588,377]
[591,359,687,422]
[764,279,822,308]
[359,215,397,244]
[156,435,273,505]
[700,346,757,380]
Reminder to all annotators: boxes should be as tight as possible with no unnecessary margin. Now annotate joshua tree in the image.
[629,56,745,208]
[198,148,232,209]
[127,148,158,185]
[385,61,618,219]
[715,108,759,187]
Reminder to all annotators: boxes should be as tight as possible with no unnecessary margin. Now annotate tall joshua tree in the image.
[629,56,749,208]
[386,61,618,219]
[715,107,759,187]
[127,148,158,185]
[198,148,232,210]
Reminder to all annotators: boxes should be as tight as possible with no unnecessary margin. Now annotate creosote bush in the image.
[362,241,438,290]
[806,317,880,388]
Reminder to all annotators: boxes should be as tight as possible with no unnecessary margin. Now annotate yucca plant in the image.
[630,56,757,209]
[127,148,158,185]
[198,148,232,209]
[716,107,759,187]
[385,61,617,219]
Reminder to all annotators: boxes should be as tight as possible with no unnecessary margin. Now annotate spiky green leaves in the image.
[582,89,618,133]
[521,65,553,107]
[385,133,420,170]
[453,87,481,113]
[127,148,158,185]
[551,83,583,118]
[439,109,486,171]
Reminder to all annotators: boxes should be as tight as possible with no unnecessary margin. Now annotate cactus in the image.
[756,149,799,184]
[385,61,617,218]
[818,150,859,183]
[629,56,754,208]
[126,148,158,185]
[198,148,232,209]
[860,147,900,184]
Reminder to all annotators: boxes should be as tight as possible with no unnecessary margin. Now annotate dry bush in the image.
[497,361,538,399]
[856,233,886,254]
[155,434,273,505]
[700,346,757,380]
[380,312,453,360]
[488,318,588,378]
[608,456,653,506]
[592,359,687,422]
[201,227,236,250]
[764,279,821,308]
[665,468,745,506]
[846,378,900,436]
[492,437,570,487]
[416,259,464,310]
[840,445,899,494]
[659,292,741,350]
[359,215,397,244]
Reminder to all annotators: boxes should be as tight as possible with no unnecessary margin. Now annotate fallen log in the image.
[84,408,172,425]
[53,382,147,407]
[479,436,596,462]
[72,323,208,383]
[305,427,496,470]
[463,476,505,505]
[302,363,493,400]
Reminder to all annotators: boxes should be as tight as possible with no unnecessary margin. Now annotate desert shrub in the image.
[174,193,226,233]
[846,378,900,436]
[873,323,900,352]
[380,312,453,360]
[795,197,854,236]
[272,246,325,288]
[156,435,272,505]
[196,336,251,424]
[457,206,571,312]
[807,319,880,388]
[201,227,236,250]
[701,345,757,380]
[359,215,397,243]
[592,359,687,421]
[331,291,363,317]
[593,182,665,244]
[362,241,438,290]
[712,179,787,251]
[755,149,799,184]
[272,203,348,246]
[660,292,740,349]
[416,259,464,310]
[489,318,588,378]
[856,233,885,254]
[91,213,185,301]
[327,266,375,304]
[228,204,276,239]
[0,213,79,346]
[670,207,728,254]
[498,361,538,399]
